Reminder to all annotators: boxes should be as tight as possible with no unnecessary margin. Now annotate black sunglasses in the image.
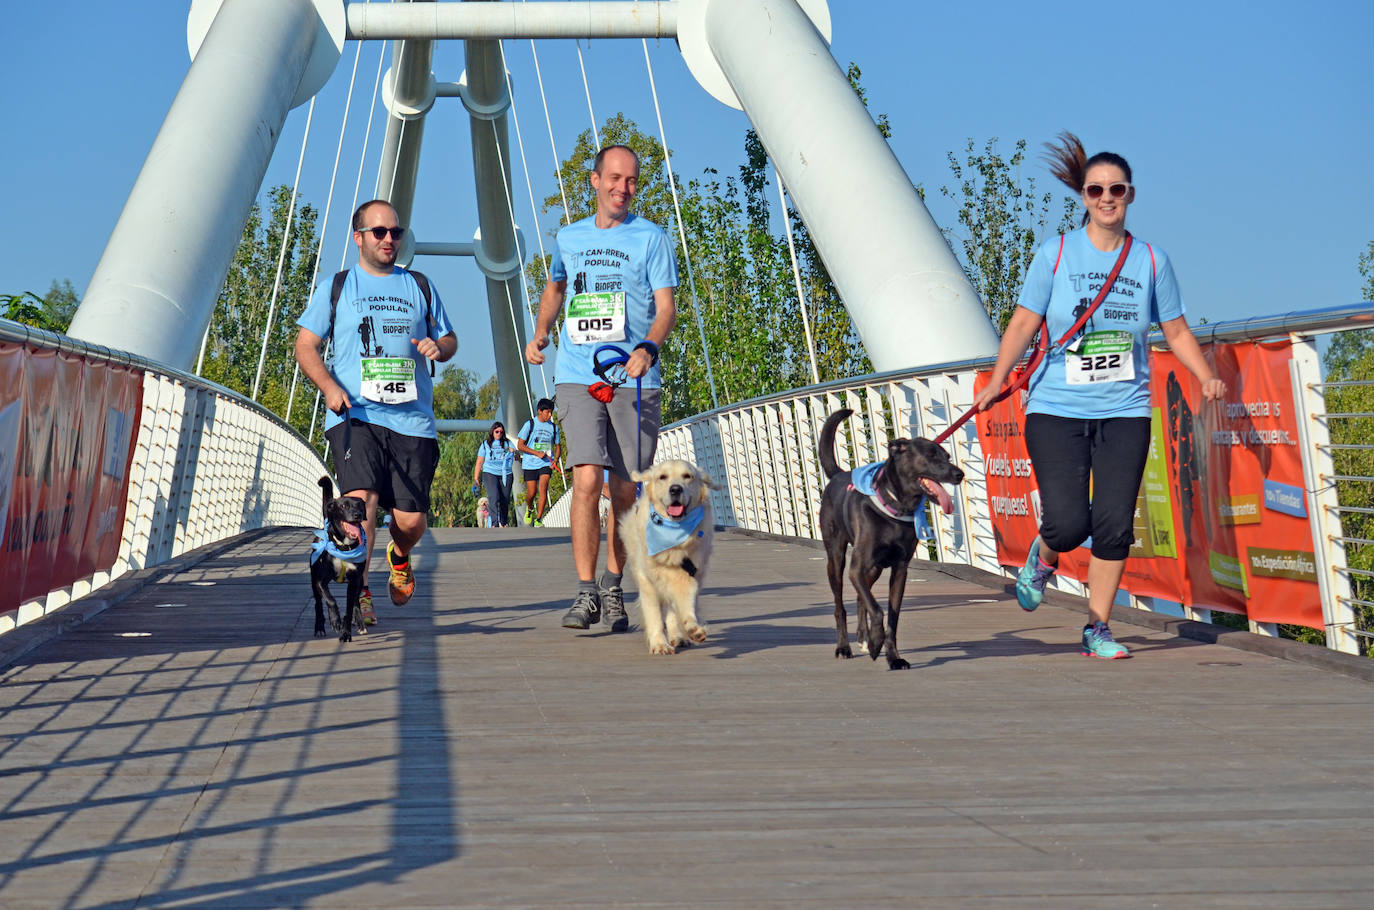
[1084,183,1131,200]
[360,226,406,240]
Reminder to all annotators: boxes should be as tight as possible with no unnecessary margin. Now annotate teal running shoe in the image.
[1081,621,1131,659]
[1016,535,1056,611]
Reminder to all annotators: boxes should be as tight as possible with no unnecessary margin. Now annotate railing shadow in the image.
[0,532,460,908]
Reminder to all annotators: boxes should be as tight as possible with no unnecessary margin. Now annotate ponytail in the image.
[1043,131,1134,226]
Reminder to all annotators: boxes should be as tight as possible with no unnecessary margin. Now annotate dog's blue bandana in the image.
[645,504,707,556]
[311,526,368,566]
[849,461,934,540]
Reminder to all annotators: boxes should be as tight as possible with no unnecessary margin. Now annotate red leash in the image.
[932,233,1134,446]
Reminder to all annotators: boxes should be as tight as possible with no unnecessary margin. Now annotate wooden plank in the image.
[0,528,1371,908]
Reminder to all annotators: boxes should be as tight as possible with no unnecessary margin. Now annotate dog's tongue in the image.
[342,522,361,543]
[922,479,954,515]
[666,503,686,519]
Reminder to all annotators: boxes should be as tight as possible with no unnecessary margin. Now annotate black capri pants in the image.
[1024,414,1151,561]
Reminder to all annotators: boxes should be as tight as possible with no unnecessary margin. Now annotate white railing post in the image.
[1291,336,1359,654]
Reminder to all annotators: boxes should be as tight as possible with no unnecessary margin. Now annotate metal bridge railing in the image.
[3,319,329,636]
[657,305,1374,656]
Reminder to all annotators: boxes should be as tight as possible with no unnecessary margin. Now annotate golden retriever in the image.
[620,459,717,655]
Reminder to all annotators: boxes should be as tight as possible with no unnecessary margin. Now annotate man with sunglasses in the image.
[295,199,457,626]
[525,144,678,634]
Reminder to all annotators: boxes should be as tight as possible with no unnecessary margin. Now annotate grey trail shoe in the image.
[561,589,602,629]
[602,585,629,633]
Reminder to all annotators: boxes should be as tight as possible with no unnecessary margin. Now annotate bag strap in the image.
[933,232,1134,446]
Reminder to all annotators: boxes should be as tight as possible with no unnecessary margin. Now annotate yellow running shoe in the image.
[387,541,415,605]
[358,588,377,626]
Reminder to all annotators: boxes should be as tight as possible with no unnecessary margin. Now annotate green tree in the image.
[201,184,321,438]
[527,114,871,422]
[1320,239,1374,654]
[936,138,1077,332]
[2,279,80,333]
[43,279,80,329]
[429,370,501,527]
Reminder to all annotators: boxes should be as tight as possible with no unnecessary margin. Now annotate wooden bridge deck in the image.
[2,527,1372,908]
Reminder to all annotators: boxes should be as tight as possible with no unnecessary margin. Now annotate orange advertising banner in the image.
[0,344,143,616]
[975,339,1321,628]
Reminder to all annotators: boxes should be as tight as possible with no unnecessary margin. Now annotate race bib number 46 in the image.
[1066,330,1134,385]
[360,357,418,404]
[566,292,626,345]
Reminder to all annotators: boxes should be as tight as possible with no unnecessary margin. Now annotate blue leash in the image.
[592,344,644,494]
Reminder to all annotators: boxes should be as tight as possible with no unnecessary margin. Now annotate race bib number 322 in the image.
[360,357,418,404]
[566,292,626,345]
[1066,330,1135,385]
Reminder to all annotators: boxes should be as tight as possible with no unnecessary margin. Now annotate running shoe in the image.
[1016,535,1056,612]
[561,589,602,629]
[387,541,415,605]
[358,588,377,626]
[602,585,629,633]
[1081,621,1131,659]
[532,517,544,528]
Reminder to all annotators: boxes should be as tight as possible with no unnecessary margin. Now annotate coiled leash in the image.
[592,343,656,495]
[932,233,1134,447]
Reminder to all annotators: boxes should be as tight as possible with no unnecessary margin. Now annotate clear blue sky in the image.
[3,1,1371,384]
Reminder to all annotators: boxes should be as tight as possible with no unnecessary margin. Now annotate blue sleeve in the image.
[297,279,333,338]
[645,227,679,291]
[429,286,455,339]
[1015,240,1056,318]
[1151,249,1185,324]
[549,232,567,282]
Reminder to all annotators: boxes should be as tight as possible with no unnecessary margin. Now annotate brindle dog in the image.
[818,409,965,669]
[311,476,369,642]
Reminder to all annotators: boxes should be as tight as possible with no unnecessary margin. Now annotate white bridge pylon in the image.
[68,0,999,434]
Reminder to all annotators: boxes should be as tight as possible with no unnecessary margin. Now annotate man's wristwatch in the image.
[633,340,660,366]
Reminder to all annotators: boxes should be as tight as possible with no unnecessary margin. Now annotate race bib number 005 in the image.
[1066,330,1134,385]
[566,292,626,345]
[360,357,418,404]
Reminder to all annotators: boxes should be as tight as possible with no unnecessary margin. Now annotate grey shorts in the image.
[555,382,661,481]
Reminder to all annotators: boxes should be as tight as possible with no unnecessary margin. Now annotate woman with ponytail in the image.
[973,132,1226,659]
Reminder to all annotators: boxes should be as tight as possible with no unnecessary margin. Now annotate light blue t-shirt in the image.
[517,418,560,470]
[297,266,455,438]
[478,439,515,477]
[1018,229,1184,419]
[548,213,678,388]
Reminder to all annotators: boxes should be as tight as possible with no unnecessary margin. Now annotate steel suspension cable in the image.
[252,96,315,402]
[496,41,554,397]
[310,37,390,444]
[287,22,370,422]
[640,38,719,408]
[487,117,542,404]
[776,169,821,385]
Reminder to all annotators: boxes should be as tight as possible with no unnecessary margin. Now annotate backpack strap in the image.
[407,269,436,377]
[1052,234,1065,275]
[327,270,349,346]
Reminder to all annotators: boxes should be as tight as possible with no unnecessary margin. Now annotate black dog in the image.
[310,476,369,642]
[818,408,965,669]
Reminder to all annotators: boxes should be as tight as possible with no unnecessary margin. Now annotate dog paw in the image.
[835,644,852,659]
[686,624,707,644]
[314,625,327,639]
[338,630,353,643]
[866,629,886,659]
[649,640,675,655]
[887,656,911,671]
